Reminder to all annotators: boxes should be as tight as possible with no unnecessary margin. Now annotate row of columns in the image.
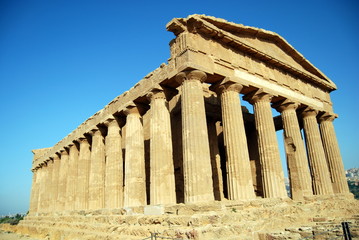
[29,69,349,214]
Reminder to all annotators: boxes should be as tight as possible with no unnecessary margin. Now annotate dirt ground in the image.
[0,230,42,240]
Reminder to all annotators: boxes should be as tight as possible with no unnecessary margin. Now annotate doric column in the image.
[45,160,53,212]
[104,118,124,208]
[319,113,349,194]
[274,100,313,200]
[51,154,60,211]
[301,107,333,195]
[212,80,255,200]
[123,104,146,207]
[58,149,69,211]
[244,90,287,198]
[175,70,214,203]
[37,165,45,212]
[76,137,91,210]
[66,143,79,210]
[29,169,39,213]
[147,88,176,205]
[39,160,51,212]
[89,128,106,209]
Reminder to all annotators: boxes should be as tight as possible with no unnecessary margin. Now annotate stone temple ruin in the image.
[4,15,358,239]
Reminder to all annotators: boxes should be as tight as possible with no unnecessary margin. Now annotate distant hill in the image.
[283,168,359,199]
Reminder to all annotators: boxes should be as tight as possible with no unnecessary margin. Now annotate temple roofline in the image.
[167,14,336,91]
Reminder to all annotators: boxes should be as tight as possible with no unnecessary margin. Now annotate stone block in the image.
[144,205,165,215]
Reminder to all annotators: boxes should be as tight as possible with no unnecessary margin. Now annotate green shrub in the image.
[0,214,24,225]
[348,181,359,199]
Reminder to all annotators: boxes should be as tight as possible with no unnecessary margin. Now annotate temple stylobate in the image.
[29,14,350,215]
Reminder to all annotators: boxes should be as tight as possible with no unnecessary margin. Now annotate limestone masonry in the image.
[7,15,358,239]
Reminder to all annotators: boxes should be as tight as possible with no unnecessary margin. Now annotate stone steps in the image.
[18,214,359,240]
[2,195,358,240]
[262,216,359,240]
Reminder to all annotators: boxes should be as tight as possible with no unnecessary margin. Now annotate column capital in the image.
[318,112,338,123]
[104,117,120,128]
[301,107,318,118]
[78,136,89,144]
[105,118,121,137]
[273,99,299,113]
[123,102,147,116]
[175,69,207,85]
[68,142,79,149]
[52,154,60,161]
[146,86,166,101]
[89,127,104,137]
[243,89,273,104]
[60,149,69,156]
[210,78,244,95]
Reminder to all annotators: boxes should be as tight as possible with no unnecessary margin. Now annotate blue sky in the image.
[0,0,358,215]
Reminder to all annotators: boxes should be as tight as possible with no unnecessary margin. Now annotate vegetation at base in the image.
[0,214,24,225]
[348,181,359,199]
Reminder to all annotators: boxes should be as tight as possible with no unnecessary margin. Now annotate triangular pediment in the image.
[167,15,336,91]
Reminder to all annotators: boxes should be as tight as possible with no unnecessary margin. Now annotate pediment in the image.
[167,15,336,91]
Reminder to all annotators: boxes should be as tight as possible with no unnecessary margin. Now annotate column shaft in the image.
[37,166,45,212]
[275,101,312,200]
[148,90,176,205]
[302,109,333,195]
[245,92,287,198]
[89,129,106,209]
[76,137,91,210]
[45,160,53,212]
[58,150,69,211]
[319,114,349,193]
[176,70,214,203]
[52,155,60,211]
[124,106,146,207]
[105,119,124,208]
[29,170,38,213]
[218,83,255,200]
[66,144,79,210]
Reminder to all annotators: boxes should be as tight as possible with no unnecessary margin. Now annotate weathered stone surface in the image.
[274,100,312,200]
[76,137,91,210]
[57,150,69,211]
[123,104,146,207]
[144,205,165,215]
[212,80,255,200]
[244,90,287,198]
[301,108,333,195]
[176,70,214,203]
[147,88,176,205]
[3,196,359,240]
[104,119,124,209]
[319,113,349,194]
[66,144,79,211]
[88,128,105,209]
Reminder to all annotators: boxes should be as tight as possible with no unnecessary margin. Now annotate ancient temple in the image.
[29,14,349,214]
[14,15,356,239]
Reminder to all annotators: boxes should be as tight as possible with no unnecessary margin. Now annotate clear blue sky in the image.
[0,0,358,215]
